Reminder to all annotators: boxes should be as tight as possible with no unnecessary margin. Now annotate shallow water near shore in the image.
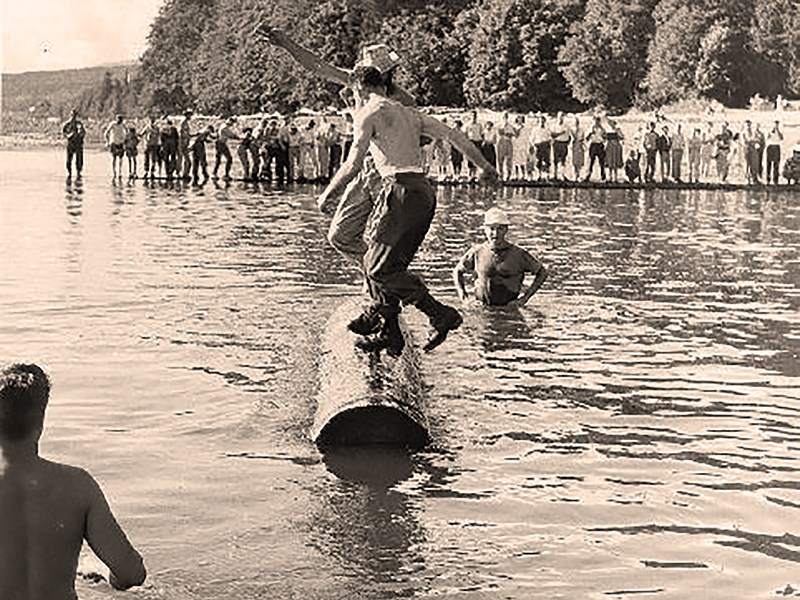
[1,148,799,599]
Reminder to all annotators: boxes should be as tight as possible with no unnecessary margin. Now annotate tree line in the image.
[134,0,798,116]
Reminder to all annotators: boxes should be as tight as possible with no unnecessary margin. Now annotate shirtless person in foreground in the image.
[0,363,146,600]
[318,66,499,357]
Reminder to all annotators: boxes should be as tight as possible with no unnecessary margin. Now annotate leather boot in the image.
[348,304,383,336]
[355,312,405,358]
[415,293,463,353]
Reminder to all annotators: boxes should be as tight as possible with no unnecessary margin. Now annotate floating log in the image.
[311,298,430,451]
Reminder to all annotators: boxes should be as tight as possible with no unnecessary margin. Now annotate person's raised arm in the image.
[255,25,350,86]
[82,471,146,590]
[317,112,374,212]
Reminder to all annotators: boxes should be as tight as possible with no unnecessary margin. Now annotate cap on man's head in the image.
[356,44,401,73]
[483,207,510,227]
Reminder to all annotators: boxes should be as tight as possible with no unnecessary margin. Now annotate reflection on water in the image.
[1,150,799,599]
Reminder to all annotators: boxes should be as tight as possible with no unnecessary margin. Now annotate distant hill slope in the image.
[2,63,138,114]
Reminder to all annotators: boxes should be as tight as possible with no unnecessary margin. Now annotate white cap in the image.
[483,207,510,226]
[355,44,401,73]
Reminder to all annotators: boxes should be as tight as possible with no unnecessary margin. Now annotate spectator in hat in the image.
[453,207,548,307]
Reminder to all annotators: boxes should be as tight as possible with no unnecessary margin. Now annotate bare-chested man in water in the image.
[318,66,498,357]
[0,363,146,600]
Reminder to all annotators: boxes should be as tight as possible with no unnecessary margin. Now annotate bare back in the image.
[355,96,424,177]
[0,457,143,599]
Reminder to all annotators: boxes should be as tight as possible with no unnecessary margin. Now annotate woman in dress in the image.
[604,119,624,182]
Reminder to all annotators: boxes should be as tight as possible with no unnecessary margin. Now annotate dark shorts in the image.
[125,148,137,158]
[110,144,124,158]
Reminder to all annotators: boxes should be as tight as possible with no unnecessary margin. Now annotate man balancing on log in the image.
[255,25,415,271]
[317,65,499,357]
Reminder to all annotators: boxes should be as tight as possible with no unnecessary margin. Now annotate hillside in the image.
[2,63,137,115]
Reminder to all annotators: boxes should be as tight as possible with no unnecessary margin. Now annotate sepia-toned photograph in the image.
[1,0,799,598]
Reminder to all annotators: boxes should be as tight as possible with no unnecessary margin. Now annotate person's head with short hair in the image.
[648,121,655,131]
[483,207,510,248]
[352,65,388,97]
[307,119,316,129]
[116,114,124,123]
[184,109,193,119]
[70,109,79,119]
[0,363,51,443]
[454,119,463,129]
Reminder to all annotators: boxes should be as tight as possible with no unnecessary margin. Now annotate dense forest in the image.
[3,0,798,129]
[134,0,799,116]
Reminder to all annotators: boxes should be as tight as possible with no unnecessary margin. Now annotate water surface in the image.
[1,149,799,599]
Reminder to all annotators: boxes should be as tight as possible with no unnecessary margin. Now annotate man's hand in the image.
[317,191,335,214]
[254,24,287,48]
[478,167,500,186]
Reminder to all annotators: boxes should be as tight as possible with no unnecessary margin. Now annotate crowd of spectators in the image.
[72,107,800,186]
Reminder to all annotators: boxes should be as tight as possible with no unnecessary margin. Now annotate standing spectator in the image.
[495,113,518,181]
[584,115,606,182]
[213,117,239,180]
[450,119,465,179]
[250,119,265,182]
[530,115,552,181]
[123,126,139,179]
[140,116,161,180]
[655,125,671,182]
[104,114,127,179]
[238,127,255,181]
[286,120,302,182]
[642,122,658,183]
[570,115,585,181]
[550,112,570,180]
[160,118,179,181]
[277,117,292,183]
[670,124,685,182]
[765,120,784,185]
[741,120,761,184]
[191,124,214,184]
[754,123,766,183]
[61,109,85,179]
[714,122,734,183]
[481,120,498,171]
[178,109,193,181]
[465,111,483,179]
[259,118,281,182]
[604,119,624,183]
[301,119,320,181]
[700,122,715,181]
[315,119,332,182]
[324,122,343,181]
[687,127,703,183]
[512,115,531,180]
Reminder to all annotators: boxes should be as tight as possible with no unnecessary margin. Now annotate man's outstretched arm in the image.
[256,25,350,86]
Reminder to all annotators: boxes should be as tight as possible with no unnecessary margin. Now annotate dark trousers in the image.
[214,142,233,177]
[766,145,781,184]
[249,145,261,180]
[328,145,343,180]
[645,149,657,182]
[192,149,208,182]
[364,173,436,314]
[162,145,178,179]
[66,144,83,175]
[588,142,606,180]
[480,143,496,169]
